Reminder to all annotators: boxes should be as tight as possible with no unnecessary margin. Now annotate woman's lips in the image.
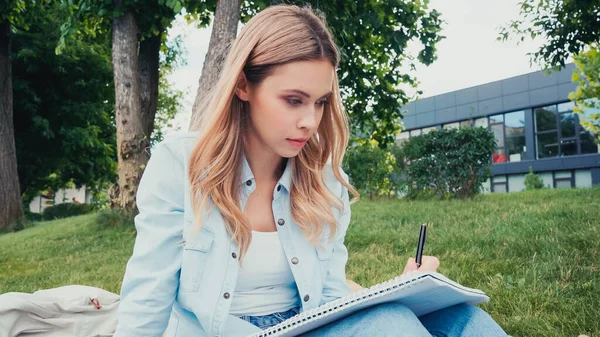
[287,138,308,147]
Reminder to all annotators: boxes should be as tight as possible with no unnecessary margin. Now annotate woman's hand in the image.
[402,255,440,274]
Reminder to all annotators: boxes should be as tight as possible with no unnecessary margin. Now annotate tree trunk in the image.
[0,20,24,229]
[139,32,161,139]
[111,4,147,211]
[190,0,241,128]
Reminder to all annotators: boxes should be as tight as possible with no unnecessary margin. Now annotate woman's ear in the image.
[234,73,251,102]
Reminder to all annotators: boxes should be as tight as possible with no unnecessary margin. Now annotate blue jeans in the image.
[240,303,508,336]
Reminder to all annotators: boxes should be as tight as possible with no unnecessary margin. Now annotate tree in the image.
[499,0,600,69]
[500,0,600,142]
[191,0,241,122]
[11,0,185,207]
[190,1,444,147]
[569,44,600,143]
[315,1,443,147]
[110,0,145,210]
[0,0,30,229]
[62,0,214,210]
[12,1,117,203]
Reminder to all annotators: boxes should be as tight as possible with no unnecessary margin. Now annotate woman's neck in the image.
[244,137,287,183]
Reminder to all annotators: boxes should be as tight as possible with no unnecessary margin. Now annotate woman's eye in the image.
[316,100,329,107]
[287,98,303,106]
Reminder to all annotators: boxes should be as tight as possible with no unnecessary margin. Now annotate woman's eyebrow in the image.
[283,89,333,100]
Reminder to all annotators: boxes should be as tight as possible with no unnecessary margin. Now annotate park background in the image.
[1,1,599,336]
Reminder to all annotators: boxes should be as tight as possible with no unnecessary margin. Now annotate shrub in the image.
[402,127,495,199]
[43,203,93,220]
[24,210,43,222]
[524,167,544,190]
[343,141,396,200]
[90,187,111,210]
[387,143,408,197]
[96,208,137,229]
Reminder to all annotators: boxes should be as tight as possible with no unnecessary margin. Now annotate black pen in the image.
[415,223,427,268]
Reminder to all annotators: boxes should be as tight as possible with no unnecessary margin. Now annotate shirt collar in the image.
[241,154,292,192]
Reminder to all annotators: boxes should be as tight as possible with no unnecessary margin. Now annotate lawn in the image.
[1,187,599,337]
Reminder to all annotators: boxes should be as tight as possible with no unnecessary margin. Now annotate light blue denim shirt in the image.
[114,132,352,337]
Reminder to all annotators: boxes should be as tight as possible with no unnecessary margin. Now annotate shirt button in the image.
[245,180,252,186]
[303,295,310,302]
[291,257,299,265]
[223,292,230,299]
[277,185,282,192]
[277,218,285,226]
[231,252,237,259]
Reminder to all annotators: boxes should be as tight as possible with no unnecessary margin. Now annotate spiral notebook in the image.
[248,271,489,337]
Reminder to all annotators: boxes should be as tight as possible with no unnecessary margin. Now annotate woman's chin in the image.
[277,147,302,159]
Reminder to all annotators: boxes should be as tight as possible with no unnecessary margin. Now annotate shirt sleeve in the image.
[114,141,185,337]
[320,170,353,305]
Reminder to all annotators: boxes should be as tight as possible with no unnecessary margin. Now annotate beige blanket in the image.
[0,285,119,337]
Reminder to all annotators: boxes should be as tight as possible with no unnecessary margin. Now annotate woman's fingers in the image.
[403,257,418,274]
[419,255,440,272]
[402,256,440,274]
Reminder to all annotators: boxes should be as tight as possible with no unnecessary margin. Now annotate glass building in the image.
[398,64,600,193]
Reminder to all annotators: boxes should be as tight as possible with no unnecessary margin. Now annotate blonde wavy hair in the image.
[188,5,359,259]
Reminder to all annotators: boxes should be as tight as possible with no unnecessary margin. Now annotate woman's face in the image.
[236,59,334,158]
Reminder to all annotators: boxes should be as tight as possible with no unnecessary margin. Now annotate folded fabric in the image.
[0,285,120,337]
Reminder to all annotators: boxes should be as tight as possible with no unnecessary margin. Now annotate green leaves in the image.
[241,0,443,147]
[341,127,495,200]
[343,141,399,200]
[0,0,33,30]
[402,127,496,199]
[525,167,545,190]
[499,0,600,69]
[570,43,600,142]
[12,2,117,201]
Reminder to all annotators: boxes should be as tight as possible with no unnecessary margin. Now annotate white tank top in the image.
[229,231,300,316]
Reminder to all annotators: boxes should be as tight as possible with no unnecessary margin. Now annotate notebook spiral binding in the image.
[253,272,426,337]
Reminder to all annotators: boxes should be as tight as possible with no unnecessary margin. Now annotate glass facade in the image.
[579,104,600,154]
[489,110,526,163]
[535,102,599,159]
[400,102,595,160]
[396,94,599,193]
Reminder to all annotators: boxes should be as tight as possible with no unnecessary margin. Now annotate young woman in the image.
[114,5,508,337]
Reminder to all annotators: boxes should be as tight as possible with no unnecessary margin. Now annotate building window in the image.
[474,118,488,128]
[579,103,600,154]
[553,170,574,189]
[422,126,437,134]
[535,102,599,159]
[443,122,459,130]
[491,175,508,193]
[505,111,526,162]
[459,120,471,129]
[490,115,505,163]
[402,126,439,140]
[490,110,526,164]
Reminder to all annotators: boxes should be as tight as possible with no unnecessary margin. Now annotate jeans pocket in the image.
[277,307,301,321]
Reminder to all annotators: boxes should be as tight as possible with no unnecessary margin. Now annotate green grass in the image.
[1,188,599,337]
